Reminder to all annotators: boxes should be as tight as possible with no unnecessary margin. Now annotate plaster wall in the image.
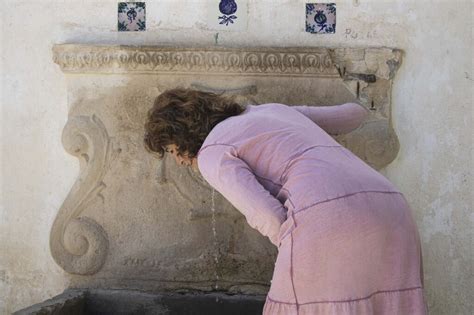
[1,1,472,314]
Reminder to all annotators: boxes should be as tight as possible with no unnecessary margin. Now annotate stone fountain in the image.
[14,44,402,314]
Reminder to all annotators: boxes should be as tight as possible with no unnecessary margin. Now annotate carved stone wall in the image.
[51,44,402,294]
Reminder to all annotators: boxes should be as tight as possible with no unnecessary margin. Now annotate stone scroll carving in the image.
[49,115,115,275]
[51,45,403,290]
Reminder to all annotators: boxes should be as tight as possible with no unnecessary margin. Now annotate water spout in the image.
[210,188,219,290]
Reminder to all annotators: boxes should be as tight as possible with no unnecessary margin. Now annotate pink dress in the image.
[196,103,428,315]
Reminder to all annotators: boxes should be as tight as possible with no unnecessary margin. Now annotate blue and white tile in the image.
[306,3,336,34]
[204,0,248,31]
[118,2,146,32]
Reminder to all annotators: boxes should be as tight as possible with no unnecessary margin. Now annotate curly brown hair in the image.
[144,88,246,159]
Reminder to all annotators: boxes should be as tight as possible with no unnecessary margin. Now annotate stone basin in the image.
[13,289,266,315]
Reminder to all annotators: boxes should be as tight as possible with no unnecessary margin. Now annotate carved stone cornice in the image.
[52,44,341,76]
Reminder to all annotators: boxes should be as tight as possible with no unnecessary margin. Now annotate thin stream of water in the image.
[210,188,219,292]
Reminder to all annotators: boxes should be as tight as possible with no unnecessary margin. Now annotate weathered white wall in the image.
[1,0,472,314]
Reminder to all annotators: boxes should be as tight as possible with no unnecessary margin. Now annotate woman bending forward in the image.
[144,88,428,315]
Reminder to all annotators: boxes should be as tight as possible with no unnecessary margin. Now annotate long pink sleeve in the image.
[197,144,287,246]
[291,102,368,135]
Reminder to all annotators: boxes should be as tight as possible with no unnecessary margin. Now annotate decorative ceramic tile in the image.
[306,3,336,34]
[118,2,146,32]
[218,0,238,26]
[204,0,248,31]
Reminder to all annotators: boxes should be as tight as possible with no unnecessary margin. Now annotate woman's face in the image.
[163,144,199,172]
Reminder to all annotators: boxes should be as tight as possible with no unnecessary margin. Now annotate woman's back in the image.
[197,102,427,314]
[198,102,397,216]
